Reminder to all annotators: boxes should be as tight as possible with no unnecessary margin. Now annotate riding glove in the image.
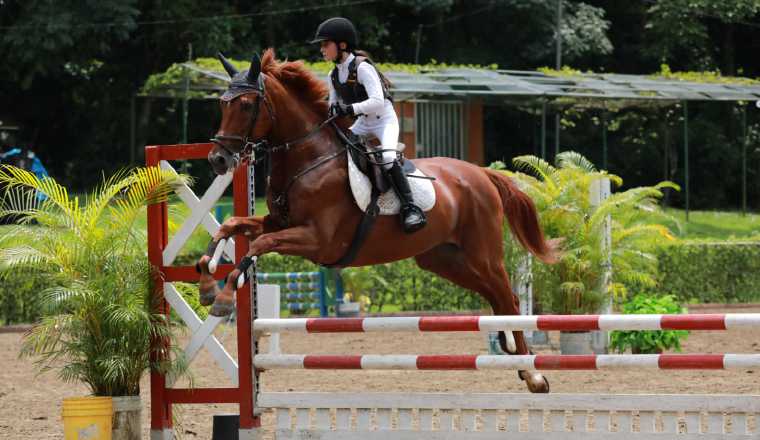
[330,102,355,117]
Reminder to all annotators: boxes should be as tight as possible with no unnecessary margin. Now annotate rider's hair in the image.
[353,49,393,90]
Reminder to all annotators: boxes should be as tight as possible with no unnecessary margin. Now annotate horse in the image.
[196,49,560,393]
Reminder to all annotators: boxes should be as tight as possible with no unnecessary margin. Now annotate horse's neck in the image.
[267,107,343,195]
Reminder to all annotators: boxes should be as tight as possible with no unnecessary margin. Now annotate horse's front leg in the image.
[209,225,321,316]
[198,215,276,306]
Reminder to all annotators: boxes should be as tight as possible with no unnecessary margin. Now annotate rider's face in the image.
[320,41,338,62]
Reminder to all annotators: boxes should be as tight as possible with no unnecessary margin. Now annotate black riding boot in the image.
[388,160,427,233]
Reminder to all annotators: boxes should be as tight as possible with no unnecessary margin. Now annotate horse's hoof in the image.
[209,300,235,317]
[199,291,217,307]
[519,370,550,394]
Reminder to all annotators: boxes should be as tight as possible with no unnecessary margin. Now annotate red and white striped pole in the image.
[254,313,760,333]
[254,353,760,371]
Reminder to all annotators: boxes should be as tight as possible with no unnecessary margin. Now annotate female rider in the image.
[310,17,426,233]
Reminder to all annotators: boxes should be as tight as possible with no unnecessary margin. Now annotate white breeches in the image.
[350,119,400,170]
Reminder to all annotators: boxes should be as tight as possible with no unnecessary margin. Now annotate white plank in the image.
[547,410,564,432]
[163,283,238,386]
[314,408,331,430]
[335,409,351,431]
[684,411,700,434]
[376,408,392,430]
[356,409,371,431]
[397,408,413,430]
[480,410,498,432]
[419,409,433,431]
[275,408,291,430]
[272,432,757,440]
[505,409,520,432]
[616,411,632,433]
[259,392,760,413]
[707,413,724,434]
[528,409,543,432]
[438,410,453,431]
[295,408,310,430]
[661,411,678,434]
[160,161,234,265]
[593,410,610,433]
[732,413,748,435]
[461,409,476,432]
[638,411,655,434]
[571,411,586,433]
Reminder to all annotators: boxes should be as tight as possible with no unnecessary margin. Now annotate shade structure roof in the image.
[152,62,760,107]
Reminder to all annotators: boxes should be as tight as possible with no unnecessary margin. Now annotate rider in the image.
[310,17,427,233]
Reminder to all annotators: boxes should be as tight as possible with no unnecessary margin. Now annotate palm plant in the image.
[0,165,190,396]
[496,151,679,314]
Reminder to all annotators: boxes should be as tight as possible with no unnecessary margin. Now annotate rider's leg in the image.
[376,122,427,233]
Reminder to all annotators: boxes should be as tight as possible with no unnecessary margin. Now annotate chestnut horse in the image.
[197,49,559,393]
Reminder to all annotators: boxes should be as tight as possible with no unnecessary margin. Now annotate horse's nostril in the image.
[214,155,226,166]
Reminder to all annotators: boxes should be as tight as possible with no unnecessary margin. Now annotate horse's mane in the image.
[261,49,328,116]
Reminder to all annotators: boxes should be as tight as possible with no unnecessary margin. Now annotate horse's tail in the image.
[483,168,560,264]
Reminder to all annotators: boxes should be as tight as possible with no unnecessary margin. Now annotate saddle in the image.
[343,131,417,195]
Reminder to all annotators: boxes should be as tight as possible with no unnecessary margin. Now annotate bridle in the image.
[209,71,345,227]
[210,73,339,167]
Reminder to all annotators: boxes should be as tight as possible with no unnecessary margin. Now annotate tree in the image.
[645,0,760,74]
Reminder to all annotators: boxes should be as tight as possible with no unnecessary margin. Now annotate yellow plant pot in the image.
[62,396,113,440]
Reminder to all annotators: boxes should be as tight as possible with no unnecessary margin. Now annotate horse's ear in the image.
[246,53,261,84]
[218,52,238,78]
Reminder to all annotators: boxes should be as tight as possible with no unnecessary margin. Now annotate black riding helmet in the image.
[309,17,358,51]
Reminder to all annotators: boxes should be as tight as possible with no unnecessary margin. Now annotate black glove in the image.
[330,102,354,117]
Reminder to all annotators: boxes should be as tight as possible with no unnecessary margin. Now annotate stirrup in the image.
[401,204,426,233]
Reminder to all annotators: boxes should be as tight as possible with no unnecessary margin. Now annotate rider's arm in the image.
[352,63,385,115]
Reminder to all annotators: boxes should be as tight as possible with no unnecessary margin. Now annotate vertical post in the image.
[181,44,192,145]
[318,269,328,317]
[683,101,690,221]
[554,0,562,161]
[555,0,563,70]
[602,111,608,170]
[415,24,423,64]
[555,112,561,159]
[541,101,547,160]
[590,177,612,354]
[516,255,533,342]
[130,94,136,165]
[742,104,748,215]
[147,146,172,440]
[237,161,259,438]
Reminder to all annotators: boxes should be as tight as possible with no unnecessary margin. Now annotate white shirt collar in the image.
[337,53,355,69]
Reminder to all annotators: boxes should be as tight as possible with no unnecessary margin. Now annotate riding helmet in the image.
[309,17,358,49]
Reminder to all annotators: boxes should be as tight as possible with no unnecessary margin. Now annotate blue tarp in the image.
[0,148,49,179]
[0,148,50,201]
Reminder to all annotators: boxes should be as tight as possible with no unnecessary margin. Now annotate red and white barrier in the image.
[254,353,760,371]
[254,313,760,333]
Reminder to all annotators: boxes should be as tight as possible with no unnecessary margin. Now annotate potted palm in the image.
[496,152,679,353]
[0,165,189,439]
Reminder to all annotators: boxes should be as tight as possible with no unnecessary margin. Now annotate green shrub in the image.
[0,272,48,325]
[655,241,760,303]
[610,293,688,354]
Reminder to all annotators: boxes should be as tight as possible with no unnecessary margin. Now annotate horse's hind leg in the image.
[414,243,550,393]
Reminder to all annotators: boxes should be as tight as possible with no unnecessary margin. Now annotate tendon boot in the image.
[388,160,426,233]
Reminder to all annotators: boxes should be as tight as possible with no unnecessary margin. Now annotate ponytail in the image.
[354,49,393,90]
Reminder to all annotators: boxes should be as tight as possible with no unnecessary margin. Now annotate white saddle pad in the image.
[347,150,436,215]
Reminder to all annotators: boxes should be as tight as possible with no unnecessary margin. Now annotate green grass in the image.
[665,209,760,240]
